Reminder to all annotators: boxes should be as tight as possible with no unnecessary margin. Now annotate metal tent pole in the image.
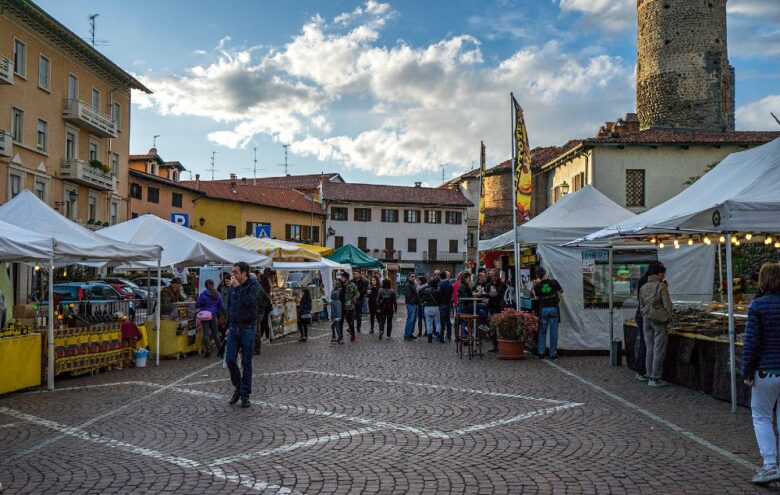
[717,245,724,302]
[608,247,615,365]
[155,260,162,367]
[47,258,55,390]
[725,233,737,413]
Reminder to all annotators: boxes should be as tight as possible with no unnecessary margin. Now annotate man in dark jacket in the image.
[437,271,454,341]
[353,271,370,333]
[403,273,419,340]
[225,261,260,408]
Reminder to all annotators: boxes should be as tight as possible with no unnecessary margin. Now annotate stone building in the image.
[636,0,734,131]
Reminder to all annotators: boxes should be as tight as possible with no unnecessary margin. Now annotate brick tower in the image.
[636,0,735,131]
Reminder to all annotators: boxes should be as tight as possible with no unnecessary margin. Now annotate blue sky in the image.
[38,0,780,185]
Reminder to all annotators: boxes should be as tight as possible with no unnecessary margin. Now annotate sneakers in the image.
[752,465,780,484]
[635,373,649,381]
[648,379,669,387]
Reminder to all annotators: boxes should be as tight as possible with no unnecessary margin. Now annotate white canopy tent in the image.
[479,185,714,350]
[0,191,163,389]
[273,259,352,299]
[573,137,780,412]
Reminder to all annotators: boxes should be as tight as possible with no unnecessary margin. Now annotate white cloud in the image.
[556,0,635,33]
[728,0,780,59]
[736,94,780,130]
[135,2,633,177]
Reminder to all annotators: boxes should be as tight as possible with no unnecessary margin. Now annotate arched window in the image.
[149,163,157,175]
[172,171,178,181]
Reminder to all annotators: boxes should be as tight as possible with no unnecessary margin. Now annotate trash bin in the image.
[135,348,150,368]
[610,339,623,367]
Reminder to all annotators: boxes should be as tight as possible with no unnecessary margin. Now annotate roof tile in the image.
[323,182,472,207]
[179,180,323,214]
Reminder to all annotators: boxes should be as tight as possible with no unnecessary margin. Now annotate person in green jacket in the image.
[341,272,360,342]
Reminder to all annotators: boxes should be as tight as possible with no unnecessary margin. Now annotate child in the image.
[298,289,312,342]
[329,287,343,344]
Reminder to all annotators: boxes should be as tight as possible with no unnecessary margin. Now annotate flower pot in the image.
[498,339,525,360]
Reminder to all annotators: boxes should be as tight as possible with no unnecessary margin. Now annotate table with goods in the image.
[623,302,750,406]
[269,287,298,339]
[146,301,201,359]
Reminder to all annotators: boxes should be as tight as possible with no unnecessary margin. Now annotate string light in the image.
[745,233,753,241]
[735,239,741,246]
[673,239,680,248]
[687,239,694,246]
[767,236,774,245]
[704,237,712,245]
[719,236,726,244]
[731,236,738,245]
[63,270,67,277]
[34,264,40,271]
[775,242,780,249]
[658,242,665,249]
[650,238,657,244]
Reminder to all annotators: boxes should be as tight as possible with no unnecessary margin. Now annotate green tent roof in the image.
[325,244,385,269]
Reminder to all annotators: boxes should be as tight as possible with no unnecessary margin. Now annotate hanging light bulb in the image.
[673,239,680,248]
[650,238,657,244]
[767,235,774,245]
[775,242,780,249]
[746,233,753,241]
[735,239,741,246]
[720,236,726,244]
[658,242,665,249]
[704,237,712,245]
[63,270,67,277]
[687,239,694,246]
[731,236,738,245]
[34,264,40,271]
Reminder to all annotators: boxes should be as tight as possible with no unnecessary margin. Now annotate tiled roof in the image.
[129,148,164,164]
[212,173,343,190]
[180,180,323,214]
[161,161,187,171]
[582,129,780,146]
[323,182,472,207]
[129,170,202,193]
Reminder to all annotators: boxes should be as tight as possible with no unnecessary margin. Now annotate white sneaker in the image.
[648,379,669,387]
[752,465,780,484]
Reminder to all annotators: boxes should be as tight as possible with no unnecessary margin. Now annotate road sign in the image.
[255,224,271,238]
[171,212,189,227]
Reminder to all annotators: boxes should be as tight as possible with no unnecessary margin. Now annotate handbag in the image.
[644,283,672,324]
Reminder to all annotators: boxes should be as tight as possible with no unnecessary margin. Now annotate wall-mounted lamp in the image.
[198,217,205,227]
[55,190,79,210]
[327,226,336,237]
[561,181,570,195]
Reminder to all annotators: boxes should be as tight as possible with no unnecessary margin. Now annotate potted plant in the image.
[89,159,103,169]
[490,308,539,360]
[101,163,112,174]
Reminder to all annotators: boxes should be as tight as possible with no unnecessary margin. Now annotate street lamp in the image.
[55,190,78,211]
[327,226,336,237]
[561,181,570,195]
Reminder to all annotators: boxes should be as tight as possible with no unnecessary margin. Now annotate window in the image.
[67,74,78,100]
[110,202,118,225]
[381,209,399,222]
[91,89,101,110]
[9,174,22,199]
[404,210,421,223]
[408,238,417,253]
[334,236,344,249]
[147,187,159,203]
[226,225,237,239]
[449,239,459,253]
[172,192,183,208]
[354,208,371,222]
[112,102,121,129]
[172,171,178,181]
[64,188,77,219]
[13,39,26,77]
[425,210,441,224]
[445,211,462,224]
[11,108,23,143]
[129,183,142,199]
[553,185,562,203]
[385,238,394,250]
[311,226,320,244]
[285,224,302,241]
[38,55,50,90]
[34,179,46,201]
[88,141,99,162]
[625,169,646,207]
[467,233,475,248]
[149,163,158,175]
[36,120,47,152]
[111,153,119,176]
[573,172,585,192]
[131,212,139,219]
[88,195,97,221]
[428,239,438,258]
[65,131,77,158]
[357,236,367,251]
[331,207,348,221]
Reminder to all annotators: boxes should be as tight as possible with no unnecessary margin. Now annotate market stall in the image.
[479,186,714,350]
[100,214,270,359]
[0,191,162,391]
[326,244,385,270]
[576,137,780,411]
[226,236,322,261]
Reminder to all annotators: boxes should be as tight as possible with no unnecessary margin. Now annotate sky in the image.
[38,0,780,186]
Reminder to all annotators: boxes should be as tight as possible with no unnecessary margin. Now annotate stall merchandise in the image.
[273,259,352,303]
[147,302,200,358]
[269,287,297,338]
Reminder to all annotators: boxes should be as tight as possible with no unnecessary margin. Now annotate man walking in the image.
[341,272,360,342]
[225,262,260,408]
[533,267,563,359]
[403,273,419,340]
[438,271,454,341]
[353,271,369,333]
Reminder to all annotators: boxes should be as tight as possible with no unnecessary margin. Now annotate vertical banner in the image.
[512,95,532,220]
[478,141,486,229]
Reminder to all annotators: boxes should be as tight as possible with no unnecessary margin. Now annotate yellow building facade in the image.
[0,0,148,226]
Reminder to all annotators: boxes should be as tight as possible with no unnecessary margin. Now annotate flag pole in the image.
[476,141,484,274]
[510,93,521,310]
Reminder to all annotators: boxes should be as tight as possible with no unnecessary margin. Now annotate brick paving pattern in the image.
[0,309,773,494]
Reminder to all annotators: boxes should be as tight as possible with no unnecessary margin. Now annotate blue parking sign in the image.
[171,212,189,227]
[255,224,271,238]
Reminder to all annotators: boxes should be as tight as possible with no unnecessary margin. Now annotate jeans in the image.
[355,299,364,332]
[298,317,310,339]
[404,304,418,338]
[201,319,221,355]
[424,306,441,337]
[417,303,425,335]
[331,319,343,341]
[751,371,780,467]
[378,311,393,337]
[643,320,668,380]
[538,307,559,357]
[634,309,647,376]
[368,303,377,332]
[439,304,452,340]
[225,326,255,397]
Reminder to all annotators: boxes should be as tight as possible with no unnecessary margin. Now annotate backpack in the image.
[642,282,672,324]
[377,289,396,313]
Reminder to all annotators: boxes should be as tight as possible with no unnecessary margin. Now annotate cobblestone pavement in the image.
[0,310,774,494]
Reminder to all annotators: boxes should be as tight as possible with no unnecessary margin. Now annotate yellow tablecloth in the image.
[0,333,41,394]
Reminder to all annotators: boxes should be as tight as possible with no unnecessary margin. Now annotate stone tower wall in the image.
[636,0,735,131]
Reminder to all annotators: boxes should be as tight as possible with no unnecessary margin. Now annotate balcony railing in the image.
[62,99,117,138]
[0,129,11,157]
[0,56,12,85]
[423,251,467,262]
[372,249,401,261]
[59,158,116,191]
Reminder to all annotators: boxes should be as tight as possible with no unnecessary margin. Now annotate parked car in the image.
[99,277,154,307]
[132,277,172,295]
[48,282,135,320]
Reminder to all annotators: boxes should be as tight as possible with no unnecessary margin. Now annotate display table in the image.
[44,323,133,377]
[147,302,201,358]
[0,333,41,394]
[624,321,750,407]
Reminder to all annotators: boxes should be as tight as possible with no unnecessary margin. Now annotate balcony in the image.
[59,158,116,191]
[0,129,11,157]
[62,99,117,138]
[372,249,402,261]
[0,56,12,85]
[423,251,467,262]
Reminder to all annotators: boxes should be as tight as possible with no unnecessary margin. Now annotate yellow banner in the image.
[479,141,486,229]
[513,96,532,220]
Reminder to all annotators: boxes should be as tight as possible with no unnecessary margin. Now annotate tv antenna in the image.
[87,14,109,48]
[772,112,780,127]
[245,146,266,184]
[440,163,447,183]
[206,151,218,180]
[279,144,294,176]
[153,134,160,148]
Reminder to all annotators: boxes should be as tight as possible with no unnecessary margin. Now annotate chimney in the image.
[230,173,237,180]
[195,173,200,189]
[414,182,422,188]
[230,181,237,192]
[241,177,247,183]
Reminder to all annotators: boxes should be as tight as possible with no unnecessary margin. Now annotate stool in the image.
[453,312,461,353]
[458,314,479,360]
